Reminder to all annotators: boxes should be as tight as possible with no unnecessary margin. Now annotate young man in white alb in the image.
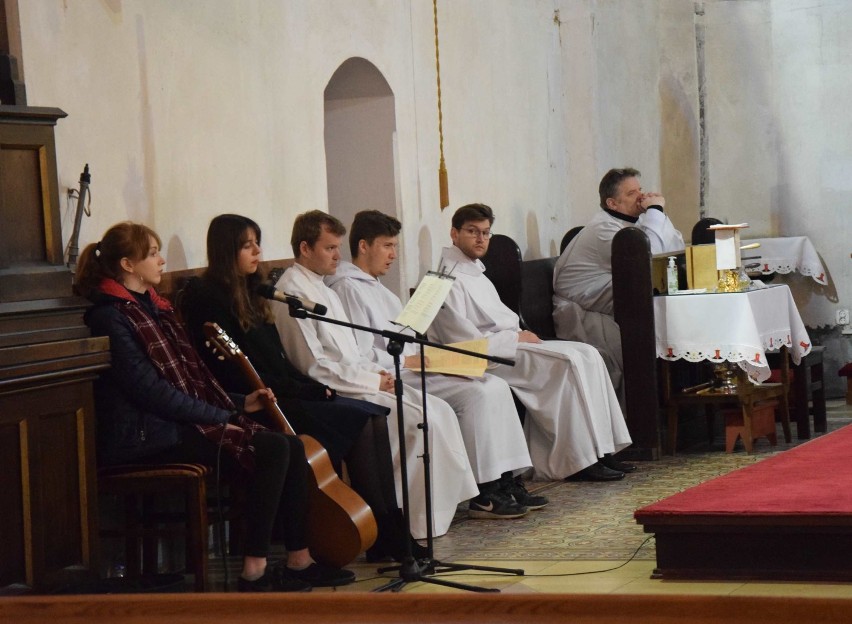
[326,210,547,518]
[429,203,636,482]
[272,210,479,539]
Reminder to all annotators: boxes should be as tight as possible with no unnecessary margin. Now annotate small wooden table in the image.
[662,359,790,454]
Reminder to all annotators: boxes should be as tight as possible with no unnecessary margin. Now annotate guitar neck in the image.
[231,345,296,436]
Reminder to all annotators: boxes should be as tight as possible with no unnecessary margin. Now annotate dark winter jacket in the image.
[85,289,242,465]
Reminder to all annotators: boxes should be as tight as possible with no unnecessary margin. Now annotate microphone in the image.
[256,283,328,316]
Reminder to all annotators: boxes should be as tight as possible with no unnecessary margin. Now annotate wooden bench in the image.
[611,227,666,459]
[483,229,686,459]
[158,259,294,303]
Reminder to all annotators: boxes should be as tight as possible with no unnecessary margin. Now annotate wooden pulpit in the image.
[0,106,110,592]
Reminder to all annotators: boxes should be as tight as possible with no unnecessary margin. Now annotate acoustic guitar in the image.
[202,322,377,567]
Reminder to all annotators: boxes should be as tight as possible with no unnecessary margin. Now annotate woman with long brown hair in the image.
[77,221,354,591]
[180,214,421,562]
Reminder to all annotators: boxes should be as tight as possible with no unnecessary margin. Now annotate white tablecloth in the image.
[654,285,812,383]
[743,236,828,285]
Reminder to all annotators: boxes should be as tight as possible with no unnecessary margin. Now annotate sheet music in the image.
[395,271,455,335]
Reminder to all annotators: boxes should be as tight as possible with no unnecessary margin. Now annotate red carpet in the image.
[634,424,852,580]
[636,423,852,518]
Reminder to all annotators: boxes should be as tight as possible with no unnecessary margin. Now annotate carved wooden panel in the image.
[0,107,68,303]
[0,339,108,591]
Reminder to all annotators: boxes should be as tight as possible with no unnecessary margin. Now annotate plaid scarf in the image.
[100,278,265,472]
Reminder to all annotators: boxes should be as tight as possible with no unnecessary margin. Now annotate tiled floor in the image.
[208,400,852,598]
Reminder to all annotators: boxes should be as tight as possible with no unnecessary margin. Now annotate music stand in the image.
[286,305,524,592]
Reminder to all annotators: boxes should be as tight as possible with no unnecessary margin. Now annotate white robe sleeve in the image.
[429,280,520,360]
[637,209,685,254]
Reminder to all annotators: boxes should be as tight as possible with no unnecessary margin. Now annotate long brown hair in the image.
[204,214,272,331]
[75,222,161,298]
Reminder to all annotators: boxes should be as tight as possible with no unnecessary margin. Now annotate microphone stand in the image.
[286,305,525,592]
[65,164,91,271]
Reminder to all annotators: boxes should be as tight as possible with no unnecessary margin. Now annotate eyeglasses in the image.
[459,226,492,239]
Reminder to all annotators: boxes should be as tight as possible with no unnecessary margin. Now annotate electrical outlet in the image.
[838,309,850,326]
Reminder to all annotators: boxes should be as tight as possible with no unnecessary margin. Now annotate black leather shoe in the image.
[600,453,637,473]
[567,462,625,482]
[237,571,311,593]
[279,562,356,587]
[366,536,429,563]
[366,532,429,563]
[409,538,429,561]
[365,543,395,563]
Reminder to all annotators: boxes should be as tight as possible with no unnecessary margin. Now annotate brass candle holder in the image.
[711,361,740,394]
[717,268,749,293]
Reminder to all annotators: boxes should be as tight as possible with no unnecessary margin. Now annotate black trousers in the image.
[345,411,399,517]
[141,427,309,557]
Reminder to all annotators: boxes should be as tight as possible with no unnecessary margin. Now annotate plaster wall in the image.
[698,0,851,390]
[13,0,851,393]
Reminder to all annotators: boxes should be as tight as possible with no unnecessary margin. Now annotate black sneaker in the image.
[502,477,549,510]
[237,571,312,593]
[279,562,356,587]
[468,490,528,519]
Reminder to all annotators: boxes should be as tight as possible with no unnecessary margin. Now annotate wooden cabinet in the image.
[0,107,110,592]
[0,337,109,590]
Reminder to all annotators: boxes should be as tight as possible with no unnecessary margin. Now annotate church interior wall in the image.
[14,0,851,393]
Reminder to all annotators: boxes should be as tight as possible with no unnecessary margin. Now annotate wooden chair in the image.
[481,234,523,316]
[559,226,584,255]
[97,463,212,592]
[841,362,852,405]
[481,234,558,338]
[519,257,558,338]
[480,234,557,421]
[690,217,723,245]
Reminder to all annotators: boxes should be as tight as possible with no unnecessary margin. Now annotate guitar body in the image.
[202,323,377,567]
[301,436,377,567]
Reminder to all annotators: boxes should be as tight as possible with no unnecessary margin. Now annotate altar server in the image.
[272,210,479,538]
[429,204,635,482]
[326,210,546,518]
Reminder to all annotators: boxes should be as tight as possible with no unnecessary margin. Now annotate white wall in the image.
[699,0,851,332]
[20,0,695,277]
[15,0,852,388]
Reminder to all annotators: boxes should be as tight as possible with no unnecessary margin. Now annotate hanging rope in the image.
[433,0,449,209]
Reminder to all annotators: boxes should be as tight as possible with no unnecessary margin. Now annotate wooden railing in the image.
[158,259,294,303]
[3,592,852,624]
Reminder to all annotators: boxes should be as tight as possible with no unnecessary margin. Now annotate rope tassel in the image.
[434,0,449,210]
[439,157,449,210]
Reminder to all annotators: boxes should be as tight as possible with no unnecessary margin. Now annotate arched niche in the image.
[324,57,401,295]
